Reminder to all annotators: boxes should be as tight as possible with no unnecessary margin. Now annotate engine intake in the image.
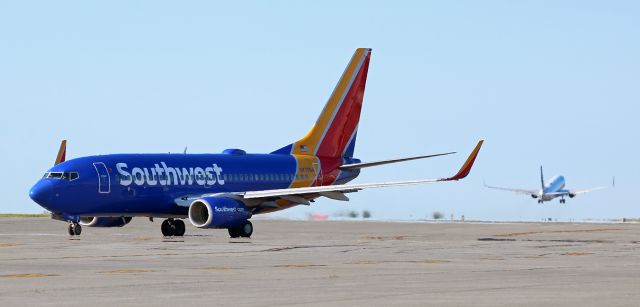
[188,196,251,229]
[79,217,132,227]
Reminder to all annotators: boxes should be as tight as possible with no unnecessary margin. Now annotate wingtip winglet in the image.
[54,139,67,166]
[445,140,484,181]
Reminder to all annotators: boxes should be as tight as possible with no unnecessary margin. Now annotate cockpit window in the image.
[44,172,79,181]
[46,172,63,179]
[69,172,79,180]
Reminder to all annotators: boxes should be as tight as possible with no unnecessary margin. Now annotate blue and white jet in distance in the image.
[29,48,484,238]
[484,166,610,204]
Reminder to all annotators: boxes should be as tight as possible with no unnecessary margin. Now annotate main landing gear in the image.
[68,222,82,236]
[161,219,186,237]
[228,221,253,238]
[560,199,566,204]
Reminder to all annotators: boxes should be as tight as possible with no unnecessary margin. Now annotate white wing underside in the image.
[243,178,442,199]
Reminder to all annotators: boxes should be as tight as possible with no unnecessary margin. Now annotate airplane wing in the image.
[569,186,608,196]
[175,140,483,207]
[483,182,539,196]
[244,140,483,201]
[565,177,614,197]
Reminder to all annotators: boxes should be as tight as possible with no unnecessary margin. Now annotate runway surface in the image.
[0,217,638,306]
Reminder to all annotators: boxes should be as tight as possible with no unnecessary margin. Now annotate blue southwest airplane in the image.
[29,48,483,237]
[484,166,610,204]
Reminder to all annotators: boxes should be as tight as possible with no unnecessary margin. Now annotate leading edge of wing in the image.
[243,140,484,200]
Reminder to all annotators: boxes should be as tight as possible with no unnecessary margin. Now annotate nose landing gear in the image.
[161,219,185,237]
[67,222,82,236]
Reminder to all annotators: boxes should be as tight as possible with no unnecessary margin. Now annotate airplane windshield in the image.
[44,172,79,181]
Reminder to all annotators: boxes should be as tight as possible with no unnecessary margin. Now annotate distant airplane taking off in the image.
[485,166,611,204]
[29,48,483,237]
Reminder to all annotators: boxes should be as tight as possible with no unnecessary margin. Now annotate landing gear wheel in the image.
[68,223,82,236]
[173,220,185,237]
[240,221,253,238]
[228,221,253,238]
[161,219,174,236]
[228,227,240,238]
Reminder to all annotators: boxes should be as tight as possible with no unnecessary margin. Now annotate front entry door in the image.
[93,162,111,194]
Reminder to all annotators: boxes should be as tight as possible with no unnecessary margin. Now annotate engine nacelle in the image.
[188,196,251,229]
[79,217,132,227]
[569,193,576,198]
[531,195,539,199]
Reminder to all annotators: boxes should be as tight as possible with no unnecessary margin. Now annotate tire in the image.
[228,227,240,238]
[173,220,186,237]
[240,221,253,238]
[73,224,82,236]
[68,224,75,236]
[161,220,174,236]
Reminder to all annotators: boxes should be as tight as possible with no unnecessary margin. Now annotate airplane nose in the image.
[29,180,54,206]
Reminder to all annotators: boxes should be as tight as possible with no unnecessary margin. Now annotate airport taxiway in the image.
[0,217,638,306]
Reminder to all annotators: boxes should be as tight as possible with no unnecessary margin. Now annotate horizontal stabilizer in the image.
[339,152,455,170]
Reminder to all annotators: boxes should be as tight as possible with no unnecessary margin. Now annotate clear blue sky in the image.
[1,1,638,220]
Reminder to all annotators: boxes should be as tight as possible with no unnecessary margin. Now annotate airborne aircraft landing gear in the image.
[67,222,82,236]
[228,221,253,238]
[560,199,566,204]
[161,219,186,237]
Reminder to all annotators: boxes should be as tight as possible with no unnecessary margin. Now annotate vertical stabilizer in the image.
[272,48,371,158]
[54,140,67,165]
[540,166,545,190]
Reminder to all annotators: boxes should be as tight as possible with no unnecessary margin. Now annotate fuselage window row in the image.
[115,173,299,184]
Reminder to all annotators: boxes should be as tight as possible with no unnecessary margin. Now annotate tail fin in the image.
[273,48,372,158]
[540,166,545,190]
[54,140,67,165]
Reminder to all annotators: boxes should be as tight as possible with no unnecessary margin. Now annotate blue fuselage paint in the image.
[29,153,360,217]
[541,175,567,201]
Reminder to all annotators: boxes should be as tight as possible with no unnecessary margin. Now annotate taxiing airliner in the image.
[485,166,609,204]
[29,48,483,237]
